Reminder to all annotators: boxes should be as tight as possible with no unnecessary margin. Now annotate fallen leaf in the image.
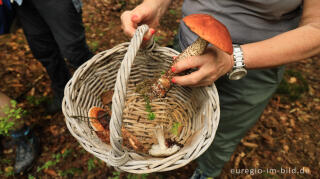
[288,77,297,84]
[44,169,58,177]
[302,166,311,174]
[101,90,114,106]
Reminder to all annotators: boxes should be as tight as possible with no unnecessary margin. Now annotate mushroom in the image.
[152,14,233,97]
[88,106,144,151]
[88,106,111,143]
[149,125,180,157]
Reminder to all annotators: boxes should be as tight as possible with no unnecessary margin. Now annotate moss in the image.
[276,69,309,102]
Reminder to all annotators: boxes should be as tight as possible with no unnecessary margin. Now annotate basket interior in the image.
[66,46,210,157]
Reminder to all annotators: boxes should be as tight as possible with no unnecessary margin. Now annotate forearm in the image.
[241,0,320,69]
[143,0,172,16]
[242,23,320,69]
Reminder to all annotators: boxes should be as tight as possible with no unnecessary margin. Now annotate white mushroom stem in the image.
[149,125,180,157]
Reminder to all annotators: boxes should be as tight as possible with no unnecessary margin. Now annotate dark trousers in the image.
[175,34,285,177]
[16,0,93,97]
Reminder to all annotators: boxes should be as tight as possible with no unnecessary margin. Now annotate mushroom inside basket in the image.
[88,71,204,157]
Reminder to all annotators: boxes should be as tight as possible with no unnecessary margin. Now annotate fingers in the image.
[121,11,136,37]
[143,28,156,42]
[172,70,207,86]
[171,56,207,86]
[121,11,156,41]
[172,56,202,73]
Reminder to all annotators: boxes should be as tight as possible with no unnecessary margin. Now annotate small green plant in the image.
[169,9,177,15]
[37,150,70,172]
[153,35,164,43]
[89,41,99,52]
[171,122,181,136]
[0,100,25,136]
[58,167,82,177]
[61,149,73,158]
[0,159,12,165]
[87,158,96,171]
[26,95,47,106]
[109,171,121,179]
[3,166,14,177]
[276,69,308,102]
[127,173,149,179]
[28,174,35,179]
[144,96,155,120]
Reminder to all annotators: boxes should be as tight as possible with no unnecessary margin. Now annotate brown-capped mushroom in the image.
[88,106,144,151]
[88,107,111,143]
[149,125,180,157]
[152,14,233,97]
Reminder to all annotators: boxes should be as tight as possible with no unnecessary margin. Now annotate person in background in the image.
[0,92,39,174]
[14,0,93,114]
[0,0,93,174]
[121,0,320,178]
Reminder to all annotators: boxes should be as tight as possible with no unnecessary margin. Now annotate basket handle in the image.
[109,25,151,166]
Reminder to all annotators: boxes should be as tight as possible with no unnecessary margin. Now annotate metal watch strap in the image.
[232,44,245,69]
[228,44,247,80]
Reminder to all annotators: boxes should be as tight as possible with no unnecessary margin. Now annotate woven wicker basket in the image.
[62,25,220,173]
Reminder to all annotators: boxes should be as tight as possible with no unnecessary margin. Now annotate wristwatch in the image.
[228,44,247,80]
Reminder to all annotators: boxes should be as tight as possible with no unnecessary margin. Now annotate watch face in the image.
[229,69,247,80]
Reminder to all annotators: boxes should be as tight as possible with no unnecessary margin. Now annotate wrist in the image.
[144,0,171,9]
[227,44,247,80]
[143,0,171,17]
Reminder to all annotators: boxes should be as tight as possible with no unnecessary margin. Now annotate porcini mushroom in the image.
[152,14,233,97]
[149,125,180,157]
[88,106,144,151]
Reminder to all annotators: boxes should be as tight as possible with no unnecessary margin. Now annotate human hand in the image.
[171,46,234,87]
[120,0,171,40]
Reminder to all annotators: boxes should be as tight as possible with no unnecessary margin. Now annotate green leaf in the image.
[171,122,181,136]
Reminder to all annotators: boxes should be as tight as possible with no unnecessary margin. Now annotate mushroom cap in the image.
[183,14,233,55]
[88,106,106,132]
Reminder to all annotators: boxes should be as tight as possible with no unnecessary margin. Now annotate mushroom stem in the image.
[149,125,180,157]
[152,37,208,97]
[154,125,167,150]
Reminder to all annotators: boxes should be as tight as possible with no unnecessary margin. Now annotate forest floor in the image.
[0,0,319,178]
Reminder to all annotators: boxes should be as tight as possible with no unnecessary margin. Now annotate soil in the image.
[0,0,319,178]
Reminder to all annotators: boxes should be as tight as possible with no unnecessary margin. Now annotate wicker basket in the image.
[62,25,220,173]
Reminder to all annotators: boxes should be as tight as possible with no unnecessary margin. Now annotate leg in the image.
[0,92,24,131]
[0,92,39,174]
[32,0,93,68]
[196,67,285,177]
[16,0,71,99]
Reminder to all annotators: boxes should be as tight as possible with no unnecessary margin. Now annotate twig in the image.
[16,74,45,102]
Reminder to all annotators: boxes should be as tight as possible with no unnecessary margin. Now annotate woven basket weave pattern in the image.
[62,25,220,173]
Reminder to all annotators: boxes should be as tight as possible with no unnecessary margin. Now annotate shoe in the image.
[190,168,214,179]
[11,126,40,174]
[45,94,63,114]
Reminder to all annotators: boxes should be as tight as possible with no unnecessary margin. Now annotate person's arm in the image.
[121,0,172,40]
[242,0,320,69]
[172,0,320,86]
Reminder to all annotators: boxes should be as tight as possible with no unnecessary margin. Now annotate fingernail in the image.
[171,66,176,73]
[150,29,156,35]
[171,78,176,83]
[132,15,138,21]
[173,56,177,60]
